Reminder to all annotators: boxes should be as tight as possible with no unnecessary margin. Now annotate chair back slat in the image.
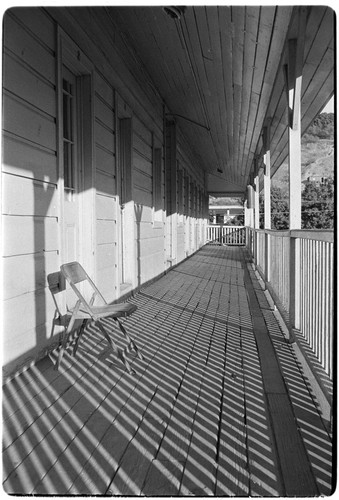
[47,271,66,294]
[60,261,107,315]
[61,262,87,285]
[47,271,68,318]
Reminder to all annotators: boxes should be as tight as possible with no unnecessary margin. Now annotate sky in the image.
[321,96,334,113]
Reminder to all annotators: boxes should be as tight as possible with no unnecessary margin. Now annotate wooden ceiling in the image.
[107,6,334,196]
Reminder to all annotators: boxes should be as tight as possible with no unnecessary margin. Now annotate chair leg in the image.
[97,320,136,374]
[72,319,88,358]
[115,319,143,360]
[54,316,77,370]
[117,348,136,375]
[96,321,118,354]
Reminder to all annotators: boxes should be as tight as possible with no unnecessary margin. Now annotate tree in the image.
[302,179,334,229]
[260,186,289,230]
[259,181,334,230]
[231,214,245,226]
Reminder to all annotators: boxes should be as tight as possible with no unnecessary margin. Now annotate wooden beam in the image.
[285,8,307,230]
[292,7,307,130]
[254,175,260,229]
[285,8,307,130]
[262,122,271,230]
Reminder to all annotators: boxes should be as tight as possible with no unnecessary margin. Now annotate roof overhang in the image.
[104,6,334,197]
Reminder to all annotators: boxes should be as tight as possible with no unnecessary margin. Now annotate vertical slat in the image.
[328,242,333,378]
[248,229,333,379]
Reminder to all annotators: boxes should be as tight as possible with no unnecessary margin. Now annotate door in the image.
[62,65,82,264]
[118,117,133,288]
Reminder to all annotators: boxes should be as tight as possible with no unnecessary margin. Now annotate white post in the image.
[244,199,252,227]
[254,175,260,230]
[263,125,271,231]
[263,123,271,282]
[284,8,307,341]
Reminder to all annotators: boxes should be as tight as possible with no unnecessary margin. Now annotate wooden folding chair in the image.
[55,261,142,374]
[47,271,88,363]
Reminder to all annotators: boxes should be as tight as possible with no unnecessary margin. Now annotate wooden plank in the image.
[95,120,115,154]
[3,93,56,152]
[3,251,59,300]
[133,168,152,194]
[96,264,118,302]
[133,150,152,179]
[94,71,115,108]
[218,6,233,160]
[95,94,115,131]
[237,6,260,174]
[231,5,245,172]
[3,215,58,258]
[3,288,57,345]
[96,194,118,221]
[95,145,116,177]
[3,11,56,84]
[96,243,117,272]
[245,6,293,175]
[242,329,284,495]
[3,133,58,184]
[3,51,56,117]
[205,7,229,161]
[243,257,321,495]
[267,394,319,496]
[133,187,152,207]
[96,170,116,197]
[133,135,152,164]
[9,7,56,50]
[96,220,118,245]
[133,116,153,146]
[2,174,58,217]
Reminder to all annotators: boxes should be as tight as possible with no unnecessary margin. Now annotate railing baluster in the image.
[244,227,333,380]
[206,225,247,246]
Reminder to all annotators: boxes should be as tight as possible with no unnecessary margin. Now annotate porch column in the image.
[254,175,260,230]
[284,8,306,230]
[245,185,255,255]
[244,199,252,227]
[284,7,307,339]
[263,123,271,230]
[263,122,271,282]
[165,119,177,264]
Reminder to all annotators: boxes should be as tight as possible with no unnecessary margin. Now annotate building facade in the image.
[2,8,209,376]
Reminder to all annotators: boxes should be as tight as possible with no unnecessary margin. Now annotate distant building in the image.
[209,205,244,224]
[302,175,330,187]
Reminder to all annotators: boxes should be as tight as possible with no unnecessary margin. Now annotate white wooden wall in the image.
[2,7,208,376]
[2,9,60,374]
[94,73,119,302]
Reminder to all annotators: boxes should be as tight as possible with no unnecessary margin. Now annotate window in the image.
[62,73,76,190]
[177,168,184,223]
[153,147,163,222]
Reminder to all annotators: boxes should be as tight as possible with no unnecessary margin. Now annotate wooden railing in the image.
[206,225,246,245]
[247,228,334,381]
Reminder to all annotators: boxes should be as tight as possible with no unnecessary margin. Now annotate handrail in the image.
[206,225,246,246]
[246,226,334,388]
[256,228,333,242]
[290,229,334,242]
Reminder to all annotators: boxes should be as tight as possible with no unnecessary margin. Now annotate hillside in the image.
[209,113,334,205]
[272,113,334,191]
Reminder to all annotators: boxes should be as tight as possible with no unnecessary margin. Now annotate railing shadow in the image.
[2,246,332,495]
[246,263,333,495]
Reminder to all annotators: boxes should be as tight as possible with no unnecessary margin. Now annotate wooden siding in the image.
[2,9,59,373]
[94,72,119,302]
[2,6,208,377]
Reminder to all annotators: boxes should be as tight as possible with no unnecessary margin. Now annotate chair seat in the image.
[54,261,141,373]
[74,302,137,319]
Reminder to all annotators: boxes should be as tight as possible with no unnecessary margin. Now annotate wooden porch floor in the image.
[2,246,333,496]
